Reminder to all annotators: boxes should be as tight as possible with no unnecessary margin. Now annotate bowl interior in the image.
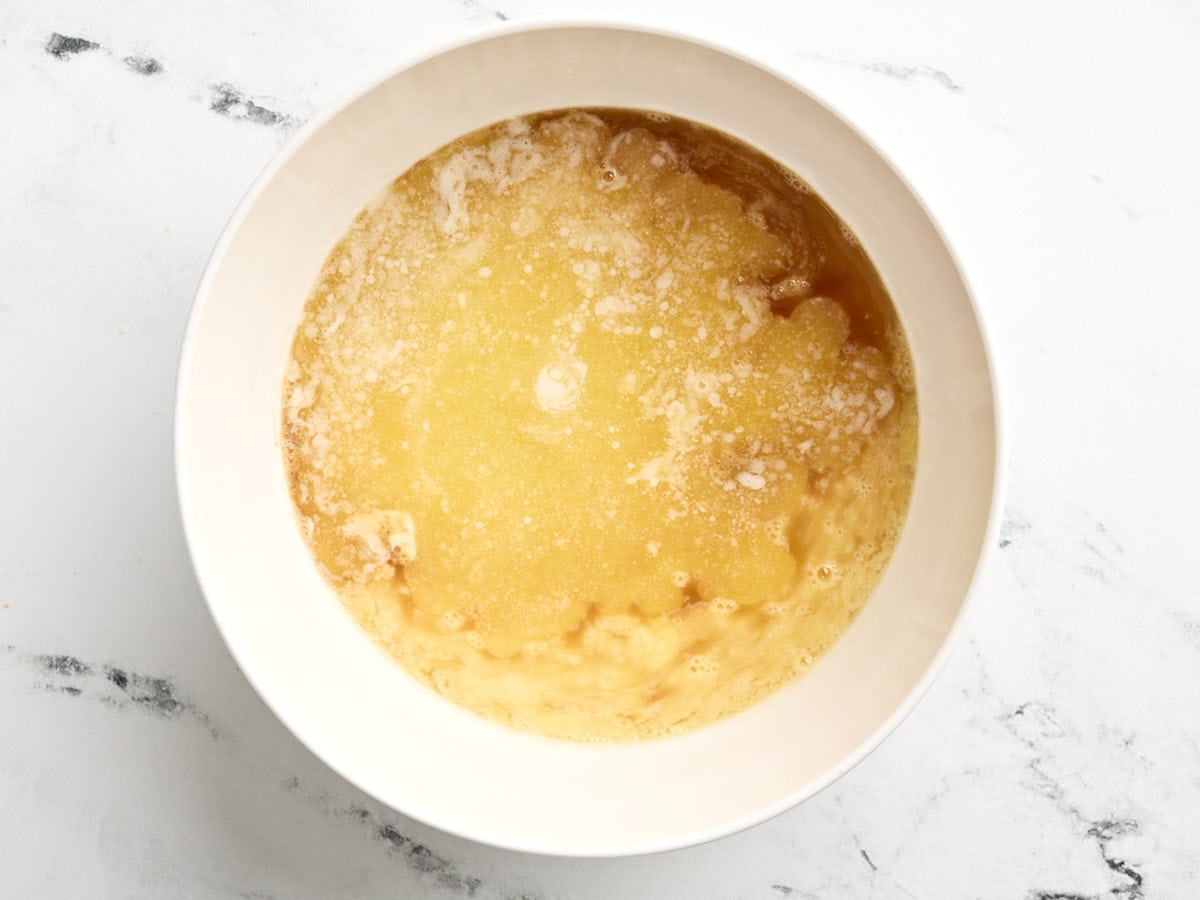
[176,24,999,856]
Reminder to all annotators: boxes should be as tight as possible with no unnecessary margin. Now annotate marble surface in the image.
[2,1,1198,896]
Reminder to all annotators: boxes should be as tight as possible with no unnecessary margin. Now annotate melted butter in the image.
[283,110,917,741]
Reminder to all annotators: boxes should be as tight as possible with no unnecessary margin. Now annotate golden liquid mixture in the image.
[283,109,917,741]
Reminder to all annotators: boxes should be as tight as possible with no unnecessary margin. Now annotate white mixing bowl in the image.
[176,23,1002,856]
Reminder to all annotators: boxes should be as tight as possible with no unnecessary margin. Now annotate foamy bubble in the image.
[534,357,587,413]
[710,597,738,615]
[736,471,766,490]
[779,169,811,194]
[811,562,842,587]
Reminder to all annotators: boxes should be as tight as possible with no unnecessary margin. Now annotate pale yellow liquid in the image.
[283,110,917,742]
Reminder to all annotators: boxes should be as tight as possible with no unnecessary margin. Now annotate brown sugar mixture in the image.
[283,109,917,741]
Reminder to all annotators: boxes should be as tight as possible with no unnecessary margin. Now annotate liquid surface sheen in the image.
[283,109,917,741]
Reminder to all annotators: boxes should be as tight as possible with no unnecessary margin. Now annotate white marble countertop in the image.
[2,1,1198,896]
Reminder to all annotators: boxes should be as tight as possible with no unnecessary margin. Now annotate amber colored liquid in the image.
[283,109,917,741]
[574,108,902,352]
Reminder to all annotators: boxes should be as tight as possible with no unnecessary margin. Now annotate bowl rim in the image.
[175,17,1007,857]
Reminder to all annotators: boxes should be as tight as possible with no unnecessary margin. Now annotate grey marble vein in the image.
[1089,174,1141,220]
[999,505,1032,549]
[1001,702,1147,897]
[208,83,298,129]
[123,54,163,76]
[5,646,220,738]
[458,0,510,22]
[803,52,963,91]
[279,776,489,897]
[1087,819,1145,897]
[45,32,100,59]
[35,31,295,132]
